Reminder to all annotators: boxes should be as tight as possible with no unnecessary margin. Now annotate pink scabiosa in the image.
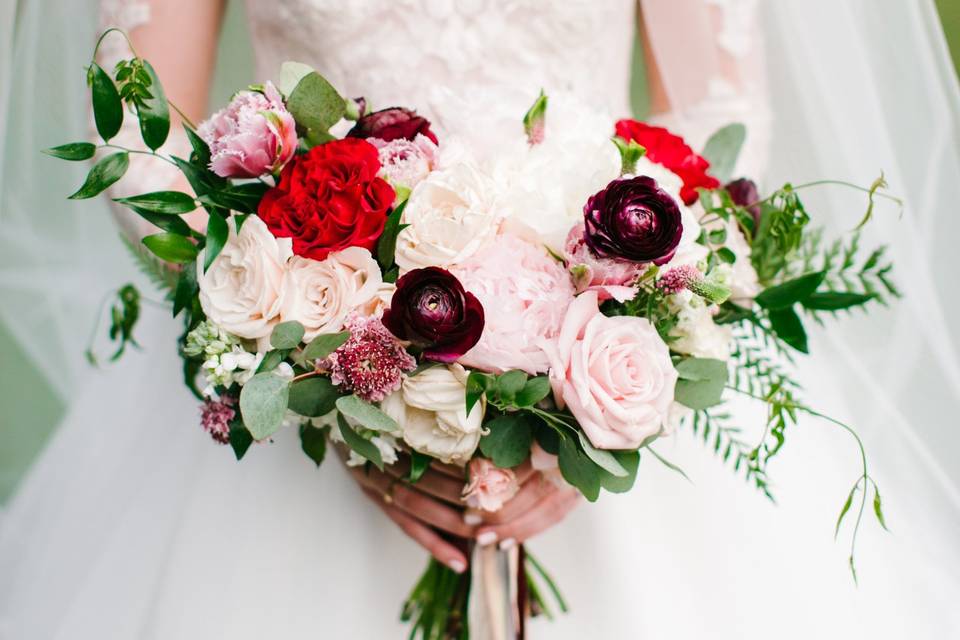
[197,81,297,179]
[324,315,416,402]
[200,396,236,445]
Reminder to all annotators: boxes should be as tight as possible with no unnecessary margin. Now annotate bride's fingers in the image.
[381,460,466,506]
[474,488,580,547]
[361,488,467,574]
[350,467,474,538]
[477,475,558,526]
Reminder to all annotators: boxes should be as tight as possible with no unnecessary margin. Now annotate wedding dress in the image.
[3,1,960,638]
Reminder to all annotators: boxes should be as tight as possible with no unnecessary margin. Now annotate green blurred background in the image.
[1,3,960,505]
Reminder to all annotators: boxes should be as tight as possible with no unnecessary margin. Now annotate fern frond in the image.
[120,234,179,296]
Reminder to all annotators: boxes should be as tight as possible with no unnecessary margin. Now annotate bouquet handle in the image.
[468,543,524,639]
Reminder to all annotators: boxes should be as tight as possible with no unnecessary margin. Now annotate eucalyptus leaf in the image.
[239,372,290,440]
[203,212,229,272]
[114,191,197,214]
[335,395,398,433]
[575,430,628,477]
[271,320,306,350]
[337,414,383,470]
[277,61,315,97]
[90,63,123,141]
[288,377,339,417]
[755,272,826,310]
[674,358,727,410]
[43,142,97,161]
[701,123,746,184]
[141,232,198,264]
[598,450,640,493]
[286,71,346,145]
[299,423,329,467]
[136,60,170,150]
[514,376,551,407]
[303,331,351,361]
[68,151,129,199]
[557,434,601,502]
[479,413,535,468]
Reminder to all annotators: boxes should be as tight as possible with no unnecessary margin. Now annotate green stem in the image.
[92,27,139,61]
[101,143,178,167]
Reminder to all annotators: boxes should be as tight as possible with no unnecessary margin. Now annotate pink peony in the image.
[452,233,575,375]
[545,291,678,450]
[564,223,644,303]
[200,396,236,445]
[462,458,520,512]
[369,135,439,191]
[198,82,297,179]
[324,315,416,402]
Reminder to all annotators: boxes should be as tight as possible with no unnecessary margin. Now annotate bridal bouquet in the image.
[48,32,899,638]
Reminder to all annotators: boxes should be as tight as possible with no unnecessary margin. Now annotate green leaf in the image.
[465,371,491,415]
[68,151,129,199]
[302,331,351,361]
[114,191,197,214]
[184,126,212,167]
[337,413,383,470]
[299,423,328,467]
[255,349,286,374]
[802,291,876,311]
[767,306,809,354]
[873,485,889,531]
[239,372,290,440]
[43,142,96,161]
[203,212,229,272]
[288,376,339,417]
[90,63,123,141]
[598,450,640,493]
[674,357,728,410]
[407,450,432,484]
[557,434,601,502]
[286,71,346,145]
[271,321,306,350]
[141,232,199,264]
[136,60,170,150]
[228,418,254,460]
[128,206,193,236]
[335,395,398,433]
[277,61,314,97]
[377,202,407,270]
[479,413,535,468]
[646,446,692,482]
[835,484,857,539]
[514,376,551,407]
[497,370,528,404]
[755,272,826,310]
[575,430,628,477]
[172,262,197,317]
[701,123,746,183]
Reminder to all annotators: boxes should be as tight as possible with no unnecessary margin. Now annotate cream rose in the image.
[197,215,293,340]
[280,247,382,340]
[394,162,502,272]
[546,291,678,450]
[381,364,485,464]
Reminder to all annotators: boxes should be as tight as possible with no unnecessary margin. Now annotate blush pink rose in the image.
[198,81,297,178]
[462,457,520,512]
[369,134,439,191]
[564,223,644,303]
[545,291,678,449]
[452,233,575,375]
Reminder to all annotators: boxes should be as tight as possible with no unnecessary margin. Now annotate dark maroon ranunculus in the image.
[347,107,439,145]
[382,267,484,363]
[583,176,684,265]
[725,178,761,227]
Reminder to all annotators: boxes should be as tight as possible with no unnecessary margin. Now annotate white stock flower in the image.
[668,290,733,360]
[394,162,503,272]
[280,247,383,340]
[198,215,293,340]
[381,364,485,464]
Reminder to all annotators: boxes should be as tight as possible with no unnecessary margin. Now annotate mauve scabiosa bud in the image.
[725,178,762,227]
[583,175,683,265]
[347,107,438,145]
[382,267,484,363]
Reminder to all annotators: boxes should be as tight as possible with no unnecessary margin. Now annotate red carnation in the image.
[257,138,395,261]
[614,119,719,206]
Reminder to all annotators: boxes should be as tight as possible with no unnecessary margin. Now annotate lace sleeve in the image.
[95,1,192,240]
[639,0,771,179]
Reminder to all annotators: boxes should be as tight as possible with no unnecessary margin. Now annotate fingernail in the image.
[448,559,467,574]
[463,513,482,526]
[476,531,497,546]
[498,538,516,551]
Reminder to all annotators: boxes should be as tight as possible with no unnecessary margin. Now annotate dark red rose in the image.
[347,107,439,145]
[614,119,720,205]
[725,178,762,227]
[584,175,683,265]
[257,138,395,261]
[382,267,484,363]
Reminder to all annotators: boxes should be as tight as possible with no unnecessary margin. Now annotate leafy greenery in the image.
[286,70,346,146]
[335,394,399,433]
[270,321,306,350]
[401,558,470,640]
[479,413,536,468]
[701,123,746,183]
[142,232,199,264]
[68,151,129,199]
[377,201,408,271]
[42,142,97,161]
[336,413,383,470]
[89,62,123,141]
[302,330,351,361]
[239,373,290,440]
[299,423,329,467]
[288,377,339,417]
[674,357,728,410]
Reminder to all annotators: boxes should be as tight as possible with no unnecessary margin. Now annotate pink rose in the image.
[564,223,643,303]
[453,233,575,375]
[545,291,678,449]
[462,458,519,512]
[369,134,439,191]
[198,81,297,178]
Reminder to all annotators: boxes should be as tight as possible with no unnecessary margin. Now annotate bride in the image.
[2,0,960,638]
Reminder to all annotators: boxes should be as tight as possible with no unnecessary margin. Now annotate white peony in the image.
[280,247,383,340]
[394,162,503,272]
[198,215,293,340]
[668,290,733,360]
[380,364,485,465]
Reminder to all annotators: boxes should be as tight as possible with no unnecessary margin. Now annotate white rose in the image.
[668,290,733,360]
[280,247,382,340]
[381,364,485,464]
[394,162,502,272]
[198,215,293,340]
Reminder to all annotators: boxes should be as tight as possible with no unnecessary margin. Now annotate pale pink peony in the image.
[545,291,678,450]
[452,233,575,375]
[564,223,644,303]
[198,82,297,178]
[462,457,520,512]
[369,134,439,191]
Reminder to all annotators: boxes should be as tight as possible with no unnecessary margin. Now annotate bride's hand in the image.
[339,449,580,573]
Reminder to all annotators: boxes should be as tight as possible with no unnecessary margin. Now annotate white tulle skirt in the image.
[2,307,959,640]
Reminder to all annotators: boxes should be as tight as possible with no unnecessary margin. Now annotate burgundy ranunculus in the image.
[725,178,761,227]
[382,267,484,363]
[347,107,439,145]
[583,176,683,265]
